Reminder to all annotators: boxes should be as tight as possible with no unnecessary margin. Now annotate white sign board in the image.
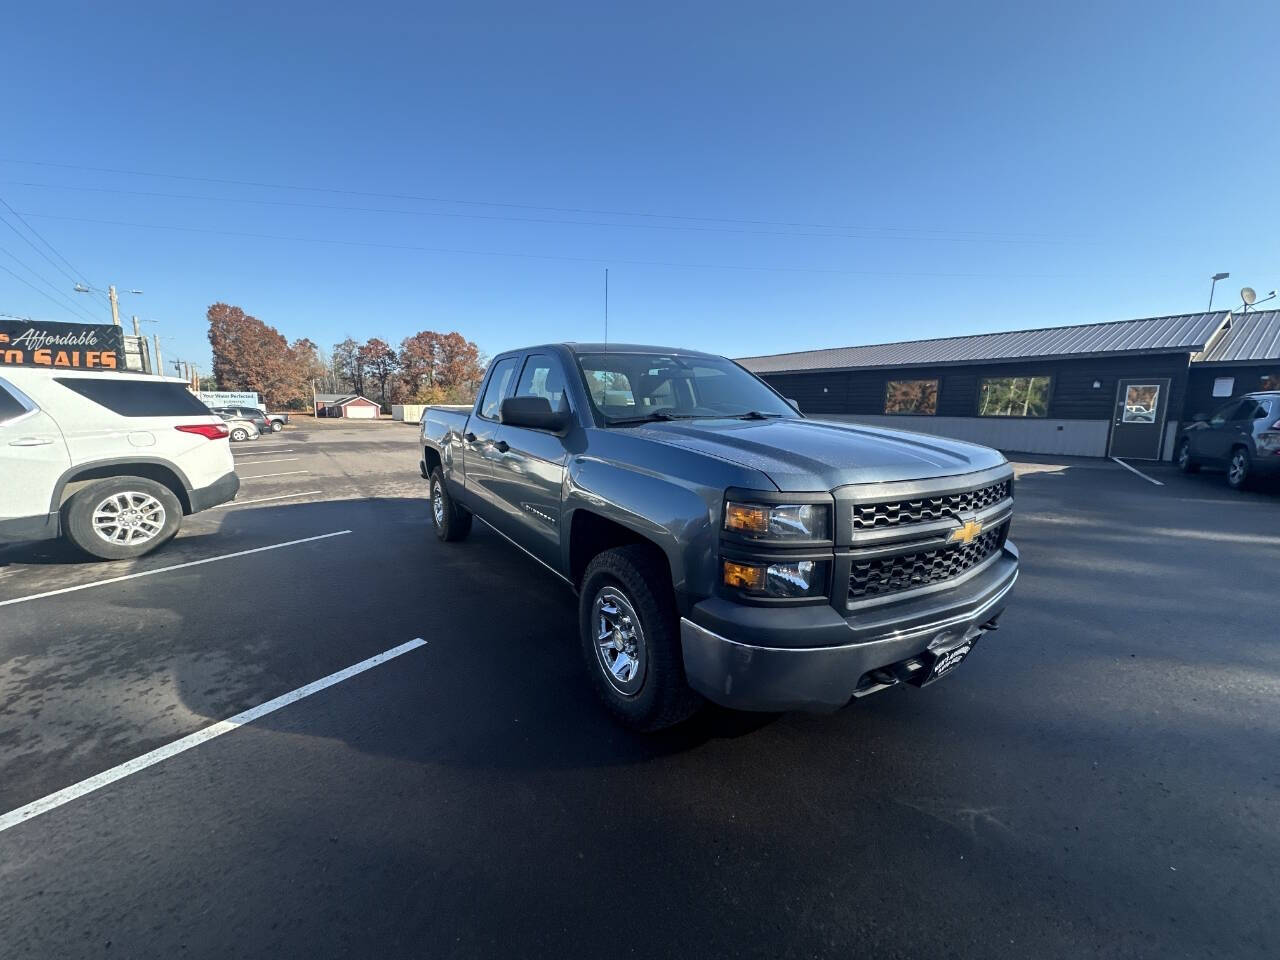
[198,390,262,409]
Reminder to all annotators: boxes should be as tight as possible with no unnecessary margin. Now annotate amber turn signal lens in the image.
[724,503,770,534]
[723,560,766,591]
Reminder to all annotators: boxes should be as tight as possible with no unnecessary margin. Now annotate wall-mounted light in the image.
[1092,380,1102,389]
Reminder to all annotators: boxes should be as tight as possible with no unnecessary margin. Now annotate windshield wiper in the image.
[605,411,696,425]
[728,410,786,420]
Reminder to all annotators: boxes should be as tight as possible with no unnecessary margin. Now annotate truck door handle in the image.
[9,436,55,447]
[494,440,510,453]
[464,432,477,442]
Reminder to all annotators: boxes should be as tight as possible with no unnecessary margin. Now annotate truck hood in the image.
[627,417,1007,491]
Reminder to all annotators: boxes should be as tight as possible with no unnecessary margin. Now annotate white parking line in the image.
[235,449,295,456]
[239,470,309,480]
[230,458,298,466]
[0,638,427,834]
[214,490,323,508]
[0,530,351,608]
[1111,457,1165,486]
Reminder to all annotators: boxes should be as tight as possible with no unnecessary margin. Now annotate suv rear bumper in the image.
[188,471,240,513]
[681,542,1018,712]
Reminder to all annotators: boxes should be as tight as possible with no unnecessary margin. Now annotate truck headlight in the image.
[724,501,830,541]
[723,559,828,599]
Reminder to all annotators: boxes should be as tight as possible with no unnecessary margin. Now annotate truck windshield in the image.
[574,352,798,424]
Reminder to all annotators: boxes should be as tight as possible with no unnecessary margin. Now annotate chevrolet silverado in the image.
[420,344,1018,730]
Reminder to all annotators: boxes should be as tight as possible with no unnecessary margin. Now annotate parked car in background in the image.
[216,411,261,442]
[211,405,274,434]
[0,369,239,559]
[1176,391,1280,489]
[211,407,286,432]
[420,343,1018,731]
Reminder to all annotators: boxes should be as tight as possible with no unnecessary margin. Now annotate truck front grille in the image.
[851,479,1011,530]
[848,521,1007,600]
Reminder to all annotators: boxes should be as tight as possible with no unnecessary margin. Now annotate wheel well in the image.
[423,447,443,476]
[569,510,664,587]
[57,464,192,514]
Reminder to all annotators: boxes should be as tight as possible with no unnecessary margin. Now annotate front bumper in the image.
[681,542,1018,712]
[188,471,240,513]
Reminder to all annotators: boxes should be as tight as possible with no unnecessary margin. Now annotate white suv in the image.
[0,368,239,560]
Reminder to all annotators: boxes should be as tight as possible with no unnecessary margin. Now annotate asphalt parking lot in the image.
[1,422,1277,959]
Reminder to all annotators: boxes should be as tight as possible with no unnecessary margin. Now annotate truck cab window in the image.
[478,357,519,420]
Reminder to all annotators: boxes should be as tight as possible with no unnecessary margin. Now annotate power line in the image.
[0,156,1076,244]
[0,207,95,296]
[0,179,1074,247]
[0,192,102,295]
[0,241,104,323]
[21,210,1102,281]
[0,260,104,323]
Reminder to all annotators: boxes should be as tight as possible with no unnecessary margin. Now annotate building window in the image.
[884,379,938,415]
[1212,376,1235,397]
[978,376,1051,417]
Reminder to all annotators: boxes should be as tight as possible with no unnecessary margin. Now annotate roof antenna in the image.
[604,267,609,344]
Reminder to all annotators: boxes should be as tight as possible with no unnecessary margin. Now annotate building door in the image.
[1108,378,1170,460]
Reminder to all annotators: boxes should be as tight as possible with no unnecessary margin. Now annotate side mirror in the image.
[500,395,570,433]
[1191,412,1208,423]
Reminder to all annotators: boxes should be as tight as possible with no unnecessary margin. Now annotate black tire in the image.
[1176,438,1199,473]
[1227,447,1251,490]
[62,476,183,561]
[230,428,249,442]
[271,421,284,433]
[578,545,702,731]
[429,467,472,541]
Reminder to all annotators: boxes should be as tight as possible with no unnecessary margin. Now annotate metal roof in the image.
[1192,311,1280,364]
[737,312,1231,374]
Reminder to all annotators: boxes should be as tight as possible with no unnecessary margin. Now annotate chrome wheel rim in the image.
[592,586,646,696]
[432,479,445,527]
[1229,452,1247,485]
[232,429,247,441]
[1178,442,1189,468]
[92,491,166,546]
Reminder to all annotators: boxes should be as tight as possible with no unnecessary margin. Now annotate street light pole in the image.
[76,284,142,325]
[153,334,164,377]
[1209,272,1229,311]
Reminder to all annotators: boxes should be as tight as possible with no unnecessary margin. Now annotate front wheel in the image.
[271,421,284,433]
[429,467,472,541]
[62,476,183,560]
[1227,448,1251,490]
[1176,438,1199,473]
[578,545,702,731]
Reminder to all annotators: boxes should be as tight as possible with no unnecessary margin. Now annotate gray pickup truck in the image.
[420,343,1018,729]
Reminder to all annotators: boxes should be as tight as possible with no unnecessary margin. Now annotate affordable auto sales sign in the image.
[0,319,125,370]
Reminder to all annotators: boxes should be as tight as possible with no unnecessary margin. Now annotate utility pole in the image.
[153,334,164,377]
[131,314,141,337]
[109,285,121,327]
[604,268,609,344]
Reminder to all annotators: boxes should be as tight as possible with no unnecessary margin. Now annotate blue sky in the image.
[3,1,1277,373]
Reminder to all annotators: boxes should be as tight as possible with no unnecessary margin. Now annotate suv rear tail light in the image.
[176,422,230,440]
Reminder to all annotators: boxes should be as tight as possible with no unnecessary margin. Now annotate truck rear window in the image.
[54,378,213,417]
